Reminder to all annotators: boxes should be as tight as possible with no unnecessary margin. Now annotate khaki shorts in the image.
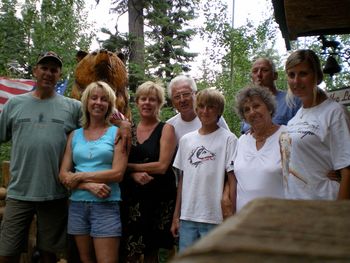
[0,198,68,256]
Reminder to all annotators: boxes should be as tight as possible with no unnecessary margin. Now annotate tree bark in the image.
[128,0,145,92]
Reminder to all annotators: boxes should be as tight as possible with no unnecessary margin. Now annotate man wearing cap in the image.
[0,51,81,263]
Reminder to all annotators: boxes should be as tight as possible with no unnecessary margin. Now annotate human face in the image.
[286,61,317,107]
[196,102,220,128]
[33,61,61,91]
[251,59,277,89]
[87,87,110,119]
[242,96,272,130]
[171,82,195,116]
[137,92,160,119]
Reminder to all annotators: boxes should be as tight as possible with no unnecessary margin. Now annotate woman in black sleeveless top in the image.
[120,81,177,263]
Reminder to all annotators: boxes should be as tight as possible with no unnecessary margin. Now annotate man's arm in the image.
[171,171,183,237]
[110,119,131,154]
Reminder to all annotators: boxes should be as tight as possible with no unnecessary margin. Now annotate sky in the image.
[86,0,288,74]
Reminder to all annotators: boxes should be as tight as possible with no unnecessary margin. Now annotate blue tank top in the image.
[70,126,121,202]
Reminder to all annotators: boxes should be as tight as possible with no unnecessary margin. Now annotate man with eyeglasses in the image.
[0,51,82,263]
[166,75,229,143]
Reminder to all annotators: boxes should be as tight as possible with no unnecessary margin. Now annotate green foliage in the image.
[103,0,199,85]
[160,105,176,122]
[198,0,282,136]
[0,0,27,76]
[100,27,130,54]
[144,0,199,82]
[0,0,94,79]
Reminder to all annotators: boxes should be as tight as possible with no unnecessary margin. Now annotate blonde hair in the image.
[80,81,116,128]
[285,49,323,107]
[135,81,165,118]
[195,88,225,117]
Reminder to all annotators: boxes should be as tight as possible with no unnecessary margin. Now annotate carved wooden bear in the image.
[71,49,131,120]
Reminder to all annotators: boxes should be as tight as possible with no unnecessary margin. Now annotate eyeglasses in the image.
[173,92,193,101]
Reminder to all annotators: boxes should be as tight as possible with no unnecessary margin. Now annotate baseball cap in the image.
[36,51,63,68]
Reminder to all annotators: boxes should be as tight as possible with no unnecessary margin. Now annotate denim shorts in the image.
[68,201,122,237]
[179,220,217,252]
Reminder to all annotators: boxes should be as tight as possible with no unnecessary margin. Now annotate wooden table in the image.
[171,198,350,263]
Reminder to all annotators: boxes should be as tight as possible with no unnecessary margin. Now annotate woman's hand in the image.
[327,170,341,182]
[130,172,154,185]
[221,181,234,219]
[171,218,180,238]
[61,172,82,189]
[84,182,111,198]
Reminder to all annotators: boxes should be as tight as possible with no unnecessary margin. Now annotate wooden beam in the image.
[1,161,10,188]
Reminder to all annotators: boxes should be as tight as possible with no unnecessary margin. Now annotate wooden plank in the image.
[1,161,10,187]
[0,187,6,200]
[172,198,350,263]
[284,0,350,40]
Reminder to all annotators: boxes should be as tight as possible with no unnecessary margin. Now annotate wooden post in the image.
[0,161,9,212]
[1,161,10,187]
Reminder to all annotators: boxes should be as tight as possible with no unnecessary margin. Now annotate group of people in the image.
[0,48,349,263]
[233,50,350,215]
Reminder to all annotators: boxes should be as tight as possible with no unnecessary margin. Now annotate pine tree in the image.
[0,0,26,76]
[145,0,198,82]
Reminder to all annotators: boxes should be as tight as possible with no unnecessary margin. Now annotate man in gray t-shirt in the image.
[0,51,81,262]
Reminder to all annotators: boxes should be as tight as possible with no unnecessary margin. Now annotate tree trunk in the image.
[128,0,145,92]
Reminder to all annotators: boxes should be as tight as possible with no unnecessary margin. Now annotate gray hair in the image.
[235,85,276,121]
[167,75,197,97]
[252,57,277,74]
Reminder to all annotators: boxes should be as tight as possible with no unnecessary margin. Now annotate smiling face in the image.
[87,87,110,119]
[286,61,317,107]
[136,91,160,119]
[196,102,220,128]
[242,95,272,130]
[171,81,195,117]
[33,60,61,91]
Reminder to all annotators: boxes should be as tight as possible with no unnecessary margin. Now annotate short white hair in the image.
[167,75,197,97]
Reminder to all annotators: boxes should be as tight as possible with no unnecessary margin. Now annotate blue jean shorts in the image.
[68,201,122,238]
[179,220,217,252]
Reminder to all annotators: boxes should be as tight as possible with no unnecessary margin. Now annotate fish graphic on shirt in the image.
[188,146,215,167]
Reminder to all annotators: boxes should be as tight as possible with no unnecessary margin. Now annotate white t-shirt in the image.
[173,127,237,224]
[234,126,286,212]
[280,99,350,200]
[167,113,230,143]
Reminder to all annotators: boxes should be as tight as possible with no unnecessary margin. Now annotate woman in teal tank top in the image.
[59,81,128,263]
